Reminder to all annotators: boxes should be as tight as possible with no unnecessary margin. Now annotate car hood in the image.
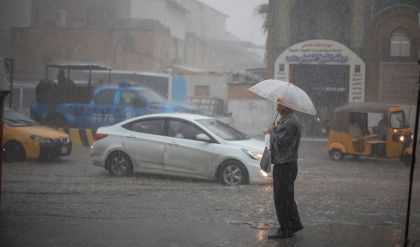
[224,138,265,152]
[8,125,68,138]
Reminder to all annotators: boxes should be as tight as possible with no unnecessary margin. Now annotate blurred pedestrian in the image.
[376,113,387,140]
[267,98,303,239]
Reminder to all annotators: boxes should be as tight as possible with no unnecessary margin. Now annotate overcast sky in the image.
[197,0,268,46]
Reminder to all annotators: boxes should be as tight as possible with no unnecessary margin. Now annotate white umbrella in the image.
[248,79,317,115]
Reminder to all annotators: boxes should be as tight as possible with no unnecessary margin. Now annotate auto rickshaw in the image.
[327,103,413,165]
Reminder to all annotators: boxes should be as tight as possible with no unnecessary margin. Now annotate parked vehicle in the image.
[328,103,412,165]
[3,109,72,162]
[91,113,271,185]
[30,64,197,129]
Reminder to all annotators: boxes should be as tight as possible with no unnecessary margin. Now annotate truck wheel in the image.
[330,149,344,161]
[4,141,26,162]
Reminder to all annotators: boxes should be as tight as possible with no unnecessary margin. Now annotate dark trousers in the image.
[273,161,301,231]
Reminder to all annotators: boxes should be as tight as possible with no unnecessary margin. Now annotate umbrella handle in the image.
[273,113,279,125]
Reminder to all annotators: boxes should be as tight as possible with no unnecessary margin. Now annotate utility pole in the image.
[404,58,420,247]
[0,57,12,207]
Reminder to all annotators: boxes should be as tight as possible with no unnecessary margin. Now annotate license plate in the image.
[61,146,68,154]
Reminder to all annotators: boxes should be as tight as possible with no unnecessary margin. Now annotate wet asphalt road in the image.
[1,140,419,247]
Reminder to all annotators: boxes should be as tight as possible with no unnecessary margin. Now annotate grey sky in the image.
[197,0,268,46]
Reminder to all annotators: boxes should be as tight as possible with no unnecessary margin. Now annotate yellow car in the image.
[3,109,72,162]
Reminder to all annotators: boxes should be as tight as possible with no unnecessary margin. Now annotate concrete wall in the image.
[228,99,275,138]
[0,0,32,28]
[183,74,229,100]
[11,25,172,76]
[227,84,275,137]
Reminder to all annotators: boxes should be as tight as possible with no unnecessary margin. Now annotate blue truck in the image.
[31,64,197,129]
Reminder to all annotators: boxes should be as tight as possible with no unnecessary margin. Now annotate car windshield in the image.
[140,89,166,103]
[196,119,249,141]
[4,110,39,127]
[390,111,409,129]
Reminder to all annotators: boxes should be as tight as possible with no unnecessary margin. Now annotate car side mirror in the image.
[133,98,145,108]
[196,133,211,142]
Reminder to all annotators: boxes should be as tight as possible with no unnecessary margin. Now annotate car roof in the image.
[125,113,213,123]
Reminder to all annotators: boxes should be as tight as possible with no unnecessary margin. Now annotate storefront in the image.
[274,39,365,134]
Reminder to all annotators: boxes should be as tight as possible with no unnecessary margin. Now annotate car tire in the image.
[330,149,344,161]
[4,141,26,162]
[106,151,133,177]
[218,159,248,186]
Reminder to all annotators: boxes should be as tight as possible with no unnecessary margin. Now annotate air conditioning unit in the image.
[55,10,66,27]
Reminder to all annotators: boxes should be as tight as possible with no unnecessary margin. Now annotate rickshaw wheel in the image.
[330,149,344,161]
[402,153,412,166]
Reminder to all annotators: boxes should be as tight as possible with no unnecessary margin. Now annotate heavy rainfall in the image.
[0,0,419,246]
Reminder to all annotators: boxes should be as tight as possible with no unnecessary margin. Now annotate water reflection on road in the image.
[1,140,419,247]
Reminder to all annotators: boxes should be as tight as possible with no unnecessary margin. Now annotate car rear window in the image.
[196,119,249,141]
[123,118,165,136]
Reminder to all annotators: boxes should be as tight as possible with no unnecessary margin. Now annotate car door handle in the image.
[126,135,136,139]
[168,141,178,146]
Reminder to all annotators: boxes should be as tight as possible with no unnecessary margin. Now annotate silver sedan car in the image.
[91,113,271,185]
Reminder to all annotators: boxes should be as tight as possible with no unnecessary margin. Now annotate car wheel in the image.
[106,151,133,177]
[4,141,26,162]
[218,160,248,186]
[330,149,344,161]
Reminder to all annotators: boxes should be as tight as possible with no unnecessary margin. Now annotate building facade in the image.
[1,0,263,79]
[266,0,419,128]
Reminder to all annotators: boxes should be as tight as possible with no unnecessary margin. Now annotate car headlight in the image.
[60,137,70,144]
[399,135,405,142]
[31,135,52,144]
[242,149,263,160]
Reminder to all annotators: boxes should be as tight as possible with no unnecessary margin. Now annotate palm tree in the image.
[255,2,271,77]
[254,3,269,33]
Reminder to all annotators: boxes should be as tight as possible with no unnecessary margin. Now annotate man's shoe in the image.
[277,222,304,234]
[268,231,294,239]
[291,222,303,233]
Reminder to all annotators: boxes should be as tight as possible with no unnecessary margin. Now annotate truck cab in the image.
[85,84,197,129]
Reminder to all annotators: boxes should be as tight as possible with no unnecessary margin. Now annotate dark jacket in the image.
[270,112,301,164]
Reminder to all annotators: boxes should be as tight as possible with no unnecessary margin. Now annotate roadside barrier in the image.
[59,128,95,147]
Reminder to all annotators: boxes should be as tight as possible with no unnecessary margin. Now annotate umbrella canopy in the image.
[248,79,317,115]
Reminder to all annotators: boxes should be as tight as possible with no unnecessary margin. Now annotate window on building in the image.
[390,29,410,57]
[195,85,209,97]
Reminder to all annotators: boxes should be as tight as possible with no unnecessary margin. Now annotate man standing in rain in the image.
[267,98,303,239]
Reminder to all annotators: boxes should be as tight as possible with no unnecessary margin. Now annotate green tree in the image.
[254,3,269,33]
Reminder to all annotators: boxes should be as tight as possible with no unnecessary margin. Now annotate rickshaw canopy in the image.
[330,103,403,133]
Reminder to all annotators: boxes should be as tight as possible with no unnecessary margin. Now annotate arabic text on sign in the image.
[286,53,349,63]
